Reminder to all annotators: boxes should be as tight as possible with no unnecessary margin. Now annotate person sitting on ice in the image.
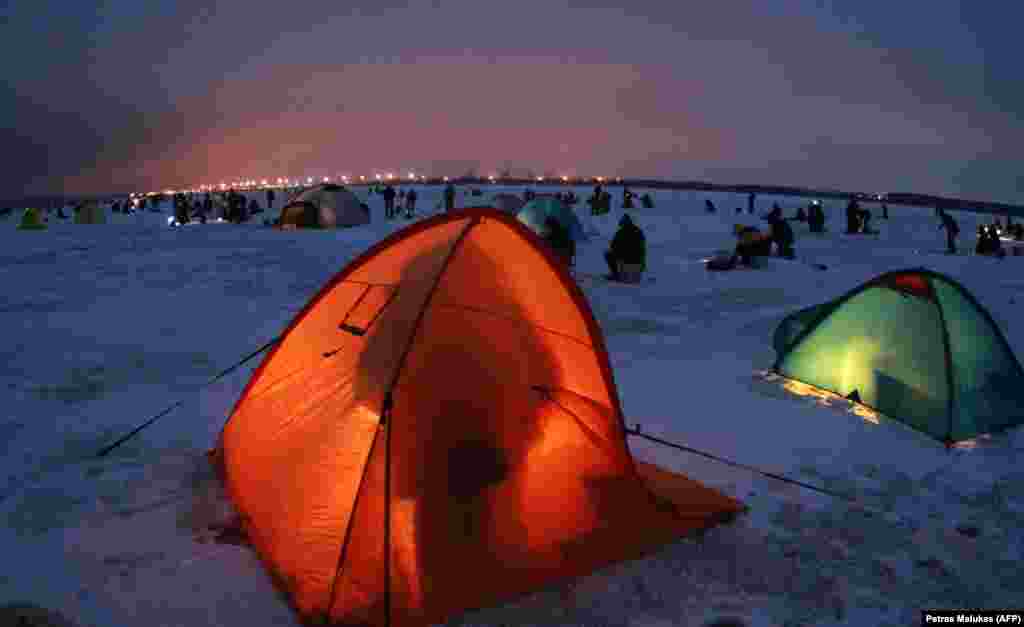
[767,215,795,259]
[716,224,772,269]
[543,217,574,266]
[604,215,646,281]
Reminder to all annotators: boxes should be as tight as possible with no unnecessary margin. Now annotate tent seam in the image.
[931,277,957,447]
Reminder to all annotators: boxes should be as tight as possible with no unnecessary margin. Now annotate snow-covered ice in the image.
[1,187,1022,626]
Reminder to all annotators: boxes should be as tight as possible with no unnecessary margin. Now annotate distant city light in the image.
[536,176,544,182]
[359,175,366,181]
[443,176,449,182]
[408,172,416,180]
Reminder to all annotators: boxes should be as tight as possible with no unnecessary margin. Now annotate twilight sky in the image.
[3,1,1022,202]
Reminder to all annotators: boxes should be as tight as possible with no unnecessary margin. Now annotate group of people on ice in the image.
[373,184,419,219]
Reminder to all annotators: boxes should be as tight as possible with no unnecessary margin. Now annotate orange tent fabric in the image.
[214,208,743,626]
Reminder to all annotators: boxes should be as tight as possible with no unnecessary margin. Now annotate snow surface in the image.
[1,187,1023,627]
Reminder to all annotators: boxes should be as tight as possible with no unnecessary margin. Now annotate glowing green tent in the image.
[772,268,1024,445]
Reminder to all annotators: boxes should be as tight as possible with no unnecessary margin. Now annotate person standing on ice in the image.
[444,183,456,213]
[266,188,275,211]
[767,215,795,258]
[405,188,417,218]
[383,184,397,219]
[705,199,717,213]
[938,208,960,254]
[622,186,634,209]
[747,192,756,214]
[845,198,862,234]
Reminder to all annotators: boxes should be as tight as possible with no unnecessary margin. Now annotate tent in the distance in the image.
[773,268,1024,444]
[279,184,370,229]
[73,200,107,224]
[516,195,588,242]
[211,208,743,627]
[17,208,47,230]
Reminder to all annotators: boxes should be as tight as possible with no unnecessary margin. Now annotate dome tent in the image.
[280,184,369,229]
[211,208,742,627]
[773,268,1024,445]
[516,195,587,242]
[17,208,47,230]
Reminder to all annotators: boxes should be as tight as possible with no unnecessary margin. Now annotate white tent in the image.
[280,184,369,228]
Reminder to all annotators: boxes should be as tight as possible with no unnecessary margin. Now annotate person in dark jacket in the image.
[860,208,875,234]
[808,202,826,233]
[975,225,992,256]
[705,199,717,213]
[444,184,456,213]
[604,215,646,281]
[747,192,756,214]
[881,203,889,220]
[543,217,574,266]
[266,188,275,211]
[845,199,862,234]
[938,209,960,254]
[641,193,654,208]
[988,225,1006,257]
[767,216,795,258]
[622,186,634,209]
[383,185,397,218]
[405,188,417,218]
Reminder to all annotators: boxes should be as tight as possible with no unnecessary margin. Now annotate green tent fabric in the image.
[17,208,47,230]
[516,196,588,242]
[772,268,1024,444]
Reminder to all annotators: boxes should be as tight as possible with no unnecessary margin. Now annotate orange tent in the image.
[213,208,743,626]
